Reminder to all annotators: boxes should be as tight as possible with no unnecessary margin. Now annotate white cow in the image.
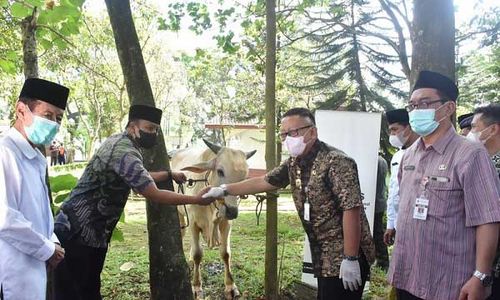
[171,139,256,300]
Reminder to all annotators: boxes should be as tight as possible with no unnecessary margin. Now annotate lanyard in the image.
[293,159,310,221]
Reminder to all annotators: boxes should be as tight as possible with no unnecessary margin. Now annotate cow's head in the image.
[181,139,256,220]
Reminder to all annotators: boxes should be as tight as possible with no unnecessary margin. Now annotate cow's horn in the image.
[246,150,257,159]
[203,138,222,154]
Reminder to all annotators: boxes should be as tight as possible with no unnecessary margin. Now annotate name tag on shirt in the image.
[413,197,429,220]
[304,202,310,221]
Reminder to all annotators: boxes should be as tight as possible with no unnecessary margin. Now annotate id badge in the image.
[304,202,310,221]
[413,197,429,220]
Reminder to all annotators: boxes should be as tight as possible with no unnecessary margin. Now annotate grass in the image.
[100,199,392,299]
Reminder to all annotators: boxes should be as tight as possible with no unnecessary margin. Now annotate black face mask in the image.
[136,129,158,149]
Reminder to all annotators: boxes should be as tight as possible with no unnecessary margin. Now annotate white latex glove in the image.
[339,259,362,291]
[202,187,225,199]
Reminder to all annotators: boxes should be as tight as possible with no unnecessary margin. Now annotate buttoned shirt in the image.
[265,140,375,277]
[0,128,58,300]
[58,133,153,248]
[388,127,500,299]
[386,149,405,230]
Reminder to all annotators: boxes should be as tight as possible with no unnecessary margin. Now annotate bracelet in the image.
[343,255,359,261]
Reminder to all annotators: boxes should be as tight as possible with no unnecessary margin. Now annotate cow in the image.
[171,139,256,300]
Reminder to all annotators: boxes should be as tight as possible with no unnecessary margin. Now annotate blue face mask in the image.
[409,107,443,137]
[24,109,60,145]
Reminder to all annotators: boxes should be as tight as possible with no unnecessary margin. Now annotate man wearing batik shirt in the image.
[202,107,375,300]
[468,104,500,300]
[388,71,500,300]
[53,105,215,300]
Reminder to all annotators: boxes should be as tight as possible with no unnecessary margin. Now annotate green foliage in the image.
[50,162,88,173]
[0,0,84,76]
[10,2,31,18]
[159,1,239,54]
[101,211,305,299]
[158,2,185,31]
[458,46,500,108]
[49,173,78,193]
[302,0,402,112]
[49,173,78,214]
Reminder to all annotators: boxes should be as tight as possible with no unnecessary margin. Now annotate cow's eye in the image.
[217,169,225,177]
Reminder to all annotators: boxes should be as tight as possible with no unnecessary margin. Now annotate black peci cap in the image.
[128,105,163,125]
[19,78,70,110]
[386,109,409,125]
[412,70,459,101]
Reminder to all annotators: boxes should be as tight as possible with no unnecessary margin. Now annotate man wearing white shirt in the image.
[0,78,69,300]
[383,109,418,246]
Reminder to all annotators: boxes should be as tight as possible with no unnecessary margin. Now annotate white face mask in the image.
[285,135,307,157]
[466,126,493,145]
[389,128,409,149]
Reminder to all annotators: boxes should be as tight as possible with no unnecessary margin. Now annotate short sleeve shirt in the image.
[60,133,154,248]
[265,140,375,277]
[388,127,500,299]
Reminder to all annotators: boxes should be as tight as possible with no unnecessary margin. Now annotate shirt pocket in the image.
[425,176,463,217]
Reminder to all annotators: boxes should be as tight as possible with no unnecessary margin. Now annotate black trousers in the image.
[487,275,500,300]
[54,239,107,300]
[373,211,389,270]
[316,258,370,300]
[396,289,424,300]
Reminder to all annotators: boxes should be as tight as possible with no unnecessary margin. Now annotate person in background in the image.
[458,113,473,136]
[0,78,69,300]
[388,70,500,300]
[373,155,388,270]
[383,109,419,246]
[57,143,66,165]
[468,104,500,300]
[50,141,58,166]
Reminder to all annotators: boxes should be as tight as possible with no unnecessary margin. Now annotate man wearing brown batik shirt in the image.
[203,107,375,300]
[388,71,500,300]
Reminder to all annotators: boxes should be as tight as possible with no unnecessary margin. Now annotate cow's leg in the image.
[178,207,187,239]
[219,220,240,299]
[190,224,204,299]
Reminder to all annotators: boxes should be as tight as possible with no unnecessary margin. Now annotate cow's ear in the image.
[181,160,215,173]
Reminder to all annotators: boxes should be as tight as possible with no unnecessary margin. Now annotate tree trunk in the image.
[351,1,367,111]
[265,0,278,299]
[21,8,38,79]
[104,1,193,299]
[410,0,455,86]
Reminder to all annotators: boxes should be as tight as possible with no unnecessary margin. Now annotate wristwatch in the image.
[220,184,229,197]
[473,270,493,287]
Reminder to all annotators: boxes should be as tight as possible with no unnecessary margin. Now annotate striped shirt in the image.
[388,127,500,299]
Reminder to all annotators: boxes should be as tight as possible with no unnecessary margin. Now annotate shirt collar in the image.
[416,126,456,155]
[7,127,41,160]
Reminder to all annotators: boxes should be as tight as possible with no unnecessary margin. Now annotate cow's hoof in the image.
[225,287,240,299]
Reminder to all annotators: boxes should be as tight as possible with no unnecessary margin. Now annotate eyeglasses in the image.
[405,99,445,112]
[279,125,313,141]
